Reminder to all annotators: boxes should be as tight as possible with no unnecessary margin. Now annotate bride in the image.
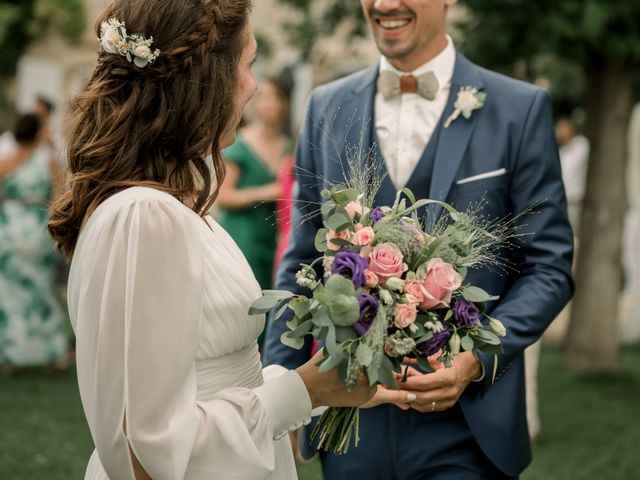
[48,1,373,479]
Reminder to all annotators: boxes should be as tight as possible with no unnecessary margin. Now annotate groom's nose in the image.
[373,0,405,13]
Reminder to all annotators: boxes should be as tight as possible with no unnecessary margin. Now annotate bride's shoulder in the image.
[84,186,200,233]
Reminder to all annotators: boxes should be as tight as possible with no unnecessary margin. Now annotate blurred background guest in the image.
[31,95,57,153]
[0,95,57,158]
[556,115,590,233]
[0,113,67,372]
[217,75,293,293]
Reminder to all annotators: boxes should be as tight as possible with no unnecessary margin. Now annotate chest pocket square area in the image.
[456,168,507,185]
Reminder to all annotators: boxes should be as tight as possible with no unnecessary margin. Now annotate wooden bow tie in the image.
[377,70,439,100]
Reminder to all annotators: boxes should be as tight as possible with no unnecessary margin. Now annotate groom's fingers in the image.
[399,367,450,390]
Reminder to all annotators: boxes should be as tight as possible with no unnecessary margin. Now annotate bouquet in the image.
[250,185,509,455]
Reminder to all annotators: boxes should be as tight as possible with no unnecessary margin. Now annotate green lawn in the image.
[1,347,638,479]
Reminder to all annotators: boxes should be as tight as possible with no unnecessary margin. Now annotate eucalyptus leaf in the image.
[416,331,434,344]
[333,188,358,204]
[335,326,359,342]
[318,353,344,373]
[325,326,338,355]
[461,335,475,351]
[321,202,335,217]
[461,286,499,303]
[315,228,329,252]
[326,212,352,232]
[312,307,334,327]
[325,275,356,297]
[288,319,313,338]
[262,289,295,299]
[249,296,282,314]
[329,295,360,326]
[355,343,373,367]
[416,355,435,373]
[378,356,399,389]
[281,332,304,350]
[289,297,310,318]
[366,364,379,385]
[328,237,353,247]
[474,328,501,345]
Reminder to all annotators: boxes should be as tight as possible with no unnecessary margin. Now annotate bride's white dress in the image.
[67,187,311,479]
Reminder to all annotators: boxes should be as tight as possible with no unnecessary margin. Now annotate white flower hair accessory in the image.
[99,18,161,68]
[444,86,487,128]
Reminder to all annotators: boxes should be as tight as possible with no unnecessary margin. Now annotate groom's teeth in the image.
[379,19,410,29]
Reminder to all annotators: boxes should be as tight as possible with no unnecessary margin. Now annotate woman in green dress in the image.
[217,77,292,292]
[0,113,67,369]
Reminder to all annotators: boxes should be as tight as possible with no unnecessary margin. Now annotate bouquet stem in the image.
[310,407,360,455]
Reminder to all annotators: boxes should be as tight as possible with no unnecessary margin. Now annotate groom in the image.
[264,0,574,478]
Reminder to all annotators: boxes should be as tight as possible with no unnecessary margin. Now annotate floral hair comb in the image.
[99,18,160,68]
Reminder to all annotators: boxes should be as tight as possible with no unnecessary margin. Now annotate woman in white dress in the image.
[47,1,373,479]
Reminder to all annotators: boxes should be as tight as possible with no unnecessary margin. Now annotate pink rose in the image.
[368,243,408,282]
[403,279,425,304]
[394,303,417,329]
[345,201,363,219]
[419,258,463,310]
[353,226,375,246]
[364,269,379,288]
[326,229,350,251]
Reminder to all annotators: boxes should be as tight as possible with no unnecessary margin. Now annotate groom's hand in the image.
[398,352,482,413]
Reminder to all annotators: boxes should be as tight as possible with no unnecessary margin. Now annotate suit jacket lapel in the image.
[428,52,485,227]
[349,65,379,171]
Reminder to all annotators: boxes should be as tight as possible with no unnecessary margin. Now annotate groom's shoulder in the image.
[475,64,545,102]
[310,67,375,103]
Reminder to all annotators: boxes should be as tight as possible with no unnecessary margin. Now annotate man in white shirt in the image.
[265,1,574,478]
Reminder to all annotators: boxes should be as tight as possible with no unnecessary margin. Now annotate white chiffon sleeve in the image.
[74,193,311,480]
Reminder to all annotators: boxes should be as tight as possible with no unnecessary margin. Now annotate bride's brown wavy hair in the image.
[48,0,252,259]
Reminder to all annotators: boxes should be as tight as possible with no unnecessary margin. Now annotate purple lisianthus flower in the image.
[331,248,369,288]
[354,293,379,336]
[453,298,480,327]
[371,207,385,224]
[416,329,451,357]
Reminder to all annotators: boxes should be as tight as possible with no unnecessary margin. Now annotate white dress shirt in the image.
[375,36,456,189]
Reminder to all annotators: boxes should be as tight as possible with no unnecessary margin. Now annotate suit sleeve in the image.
[263,92,324,369]
[476,89,574,392]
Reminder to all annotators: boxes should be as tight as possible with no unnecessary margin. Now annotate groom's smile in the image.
[361,0,457,72]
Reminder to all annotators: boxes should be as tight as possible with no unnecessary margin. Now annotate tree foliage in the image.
[0,0,86,76]
[276,0,366,61]
[459,0,640,67]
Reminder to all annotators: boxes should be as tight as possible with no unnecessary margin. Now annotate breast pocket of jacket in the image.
[450,169,510,214]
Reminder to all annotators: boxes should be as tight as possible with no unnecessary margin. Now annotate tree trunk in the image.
[565,62,632,371]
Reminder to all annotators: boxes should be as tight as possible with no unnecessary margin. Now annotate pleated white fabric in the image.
[67,187,311,480]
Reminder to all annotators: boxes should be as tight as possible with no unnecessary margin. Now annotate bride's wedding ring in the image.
[431,401,437,412]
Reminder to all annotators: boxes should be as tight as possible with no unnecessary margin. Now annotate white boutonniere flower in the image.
[444,86,487,128]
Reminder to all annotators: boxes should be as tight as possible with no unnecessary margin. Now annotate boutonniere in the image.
[444,86,487,128]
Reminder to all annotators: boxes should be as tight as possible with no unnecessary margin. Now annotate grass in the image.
[0,347,638,479]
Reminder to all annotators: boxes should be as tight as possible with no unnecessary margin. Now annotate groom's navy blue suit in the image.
[264,52,574,479]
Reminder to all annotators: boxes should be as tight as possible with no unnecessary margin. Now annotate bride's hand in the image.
[295,350,375,409]
[360,385,416,410]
